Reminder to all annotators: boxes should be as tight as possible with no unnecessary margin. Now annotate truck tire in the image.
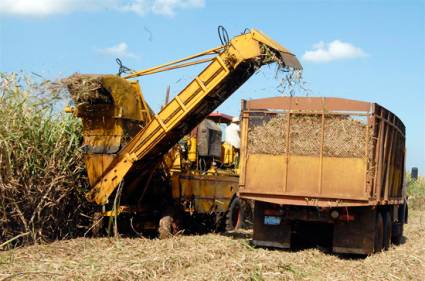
[241,200,254,229]
[383,211,392,250]
[226,197,242,231]
[392,224,404,245]
[392,203,406,245]
[374,212,384,253]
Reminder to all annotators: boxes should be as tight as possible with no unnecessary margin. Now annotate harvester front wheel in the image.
[226,197,242,231]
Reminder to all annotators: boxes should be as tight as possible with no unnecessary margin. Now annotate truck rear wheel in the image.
[374,212,384,253]
[392,224,404,245]
[392,203,406,245]
[383,211,392,250]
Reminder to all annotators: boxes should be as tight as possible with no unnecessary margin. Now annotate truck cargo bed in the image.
[239,97,406,207]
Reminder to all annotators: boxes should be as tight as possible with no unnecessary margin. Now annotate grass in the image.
[0,73,93,248]
[0,209,423,280]
[407,176,425,210]
[407,176,425,197]
[0,177,423,280]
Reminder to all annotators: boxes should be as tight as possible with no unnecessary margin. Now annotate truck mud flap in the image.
[252,201,291,249]
[333,207,376,255]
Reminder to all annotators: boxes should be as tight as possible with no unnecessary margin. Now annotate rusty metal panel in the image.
[239,111,250,188]
[82,117,123,136]
[83,136,121,154]
[286,155,320,194]
[238,193,373,207]
[171,174,180,199]
[373,105,406,202]
[243,155,368,201]
[84,154,115,186]
[244,97,372,112]
[239,96,406,207]
[172,174,238,213]
[244,154,287,194]
[100,76,147,121]
[321,157,367,198]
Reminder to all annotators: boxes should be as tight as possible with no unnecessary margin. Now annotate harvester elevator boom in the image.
[86,29,302,205]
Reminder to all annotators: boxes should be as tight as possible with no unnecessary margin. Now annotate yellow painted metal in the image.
[207,164,218,175]
[86,153,138,203]
[163,146,181,173]
[241,154,368,202]
[187,136,197,162]
[251,30,292,55]
[101,206,126,217]
[87,76,149,121]
[171,174,238,214]
[125,57,215,77]
[84,154,115,187]
[64,106,74,113]
[88,28,300,205]
[124,46,224,79]
[70,76,153,190]
[221,142,235,166]
[131,81,152,122]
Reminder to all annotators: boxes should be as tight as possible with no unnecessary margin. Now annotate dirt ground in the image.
[0,210,424,281]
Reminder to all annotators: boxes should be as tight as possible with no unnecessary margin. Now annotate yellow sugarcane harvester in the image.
[65,27,302,236]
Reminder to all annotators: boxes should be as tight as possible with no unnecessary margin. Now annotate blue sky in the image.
[0,0,424,173]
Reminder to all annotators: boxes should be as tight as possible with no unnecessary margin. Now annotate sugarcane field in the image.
[0,1,424,280]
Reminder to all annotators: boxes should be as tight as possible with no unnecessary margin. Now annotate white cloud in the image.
[302,40,367,63]
[152,0,204,16]
[0,0,62,16]
[0,0,204,17]
[0,0,109,16]
[118,0,150,16]
[97,42,138,58]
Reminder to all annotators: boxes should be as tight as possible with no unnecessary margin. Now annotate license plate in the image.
[264,216,281,225]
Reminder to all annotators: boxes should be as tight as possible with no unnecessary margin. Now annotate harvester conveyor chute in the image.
[86,29,302,205]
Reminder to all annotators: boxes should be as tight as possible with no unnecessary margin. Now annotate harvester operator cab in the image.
[176,112,239,175]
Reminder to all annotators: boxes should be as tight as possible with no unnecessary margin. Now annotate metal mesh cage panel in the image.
[247,112,369,158]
